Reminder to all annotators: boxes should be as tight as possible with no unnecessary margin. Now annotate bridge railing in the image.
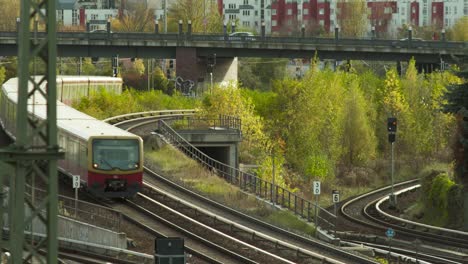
[157,119,335,231]
[169,115,242,131]
[1,31,466,51]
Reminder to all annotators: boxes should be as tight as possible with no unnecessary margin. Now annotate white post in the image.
[210,72,213,95]
[73,175,80,217]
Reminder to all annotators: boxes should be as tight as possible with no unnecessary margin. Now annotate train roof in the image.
[2,77,136,141]
[57,75,123,84]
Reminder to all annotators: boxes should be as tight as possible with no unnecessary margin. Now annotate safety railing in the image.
[0,31,466,52]
[169,115,241,131]
[158,119,336,230]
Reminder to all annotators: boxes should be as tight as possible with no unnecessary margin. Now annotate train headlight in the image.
[93,163,99,168]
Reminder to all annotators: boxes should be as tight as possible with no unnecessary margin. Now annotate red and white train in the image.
[0,76,143,198]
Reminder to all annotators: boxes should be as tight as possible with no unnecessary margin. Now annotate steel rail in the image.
[142,181,353,264]
[376,185,468,237]
[106,111,378,264]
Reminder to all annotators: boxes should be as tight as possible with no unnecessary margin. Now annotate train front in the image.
[88,136,143,198]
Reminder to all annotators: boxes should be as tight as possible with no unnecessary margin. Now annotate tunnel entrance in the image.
[196,146,230,165]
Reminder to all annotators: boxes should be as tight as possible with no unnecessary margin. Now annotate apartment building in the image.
[221,0,272,34]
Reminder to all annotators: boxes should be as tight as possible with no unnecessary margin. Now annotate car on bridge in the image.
[228,32,257,41]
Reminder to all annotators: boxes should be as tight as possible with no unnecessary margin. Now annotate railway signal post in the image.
[73,175,80,217]
[332,190,339,237]
[313,181,320,236]
[386,228,395,262]
[387,117,397,208]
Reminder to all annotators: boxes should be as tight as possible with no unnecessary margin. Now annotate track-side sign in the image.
[313,181,321,195]
[386,228,395,238]
[73,175,80,189]
[332,190,340,203]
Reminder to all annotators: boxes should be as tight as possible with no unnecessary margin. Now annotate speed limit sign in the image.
[332,190,340,203]
[313,181,321,195]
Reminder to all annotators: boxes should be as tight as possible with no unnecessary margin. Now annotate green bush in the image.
[422,172,459,226]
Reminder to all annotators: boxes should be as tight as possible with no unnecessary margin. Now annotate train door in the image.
[58,132,67,170]
[67,137,79,175]
[79,141,88,183]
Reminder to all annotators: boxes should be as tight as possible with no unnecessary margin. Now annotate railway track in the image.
[105,110,379,263]
[338,179,468,263]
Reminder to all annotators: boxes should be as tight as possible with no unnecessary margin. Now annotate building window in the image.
[72,10,78,26]
[272,9,277,15]
[243,0,249,4]
[331,8,334,14]
[304,9,309,15]
[287,20,292,25]
[298,10,301,15]
[287,9,292,15]
[423,7,427,15]
[272,20,277,26]
[384,7,392,14]
[445,6,448,14]
[243,21,250,26]
[91,14,98,20]
[319,19,324,26]
[433,6,436,13]
[255,10,258,16]
[412,7,416,14]
[319,8,324,15]
[454,6,457,14]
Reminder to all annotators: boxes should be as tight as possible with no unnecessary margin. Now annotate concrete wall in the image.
[175,48,239,92]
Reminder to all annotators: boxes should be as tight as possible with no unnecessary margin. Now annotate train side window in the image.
[59,133,66,149]
[79,143,87,168]
[68,138,78,162]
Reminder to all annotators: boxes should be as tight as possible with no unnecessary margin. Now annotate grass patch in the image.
[145,143,317,236]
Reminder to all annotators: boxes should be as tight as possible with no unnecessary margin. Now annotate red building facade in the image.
[366,1,397,33]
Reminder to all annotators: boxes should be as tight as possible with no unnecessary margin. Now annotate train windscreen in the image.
[92,138,140,171]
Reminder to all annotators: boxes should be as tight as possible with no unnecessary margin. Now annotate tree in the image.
[112,3,155,32]
[342,81,376,166]
[336,0,369,37]
[238,58,288,90]
[167,0,223,33]
[0,0,19,31]
[447,16,468,41]
[0,66,5,84]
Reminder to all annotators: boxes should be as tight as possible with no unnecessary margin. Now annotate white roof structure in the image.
[2,76,135,141]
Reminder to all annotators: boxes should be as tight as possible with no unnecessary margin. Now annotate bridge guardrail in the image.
[1,31,466,51]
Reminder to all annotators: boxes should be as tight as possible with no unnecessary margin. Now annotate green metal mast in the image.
[0,0,62,262]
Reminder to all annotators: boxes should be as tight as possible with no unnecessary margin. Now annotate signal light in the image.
[388,117,397,132]
[388,117,397,143]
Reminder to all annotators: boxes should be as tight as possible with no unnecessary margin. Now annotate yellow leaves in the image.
[0,0,19,31]
[448,16,468,41]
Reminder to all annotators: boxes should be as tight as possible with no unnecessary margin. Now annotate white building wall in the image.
[443,0,464,28]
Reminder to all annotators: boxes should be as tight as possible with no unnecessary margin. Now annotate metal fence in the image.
[25,186,122,232]
[158,119,336,230]
[168,115,241,131]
